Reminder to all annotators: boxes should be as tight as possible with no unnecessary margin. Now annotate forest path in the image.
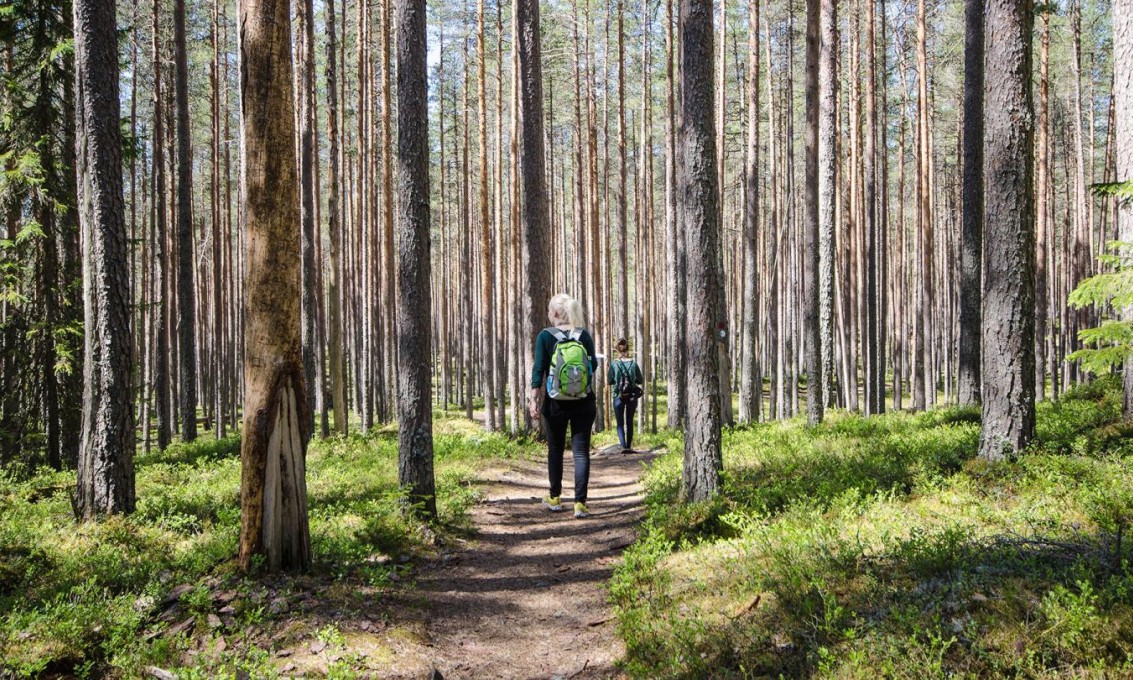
[382,446,656,679]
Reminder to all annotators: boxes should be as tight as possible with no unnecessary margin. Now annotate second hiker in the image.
[608,337,644,453]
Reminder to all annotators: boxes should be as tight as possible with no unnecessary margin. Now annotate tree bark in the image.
[73,0,135,518]
[396,0,436,518]
[665,0,687,429]
[238,0,312,572]
[958,0,984,407]
[174,0,197,442]
[1116,0,1133,417]
[297,0,321,439]
[325,0,348,435]
[739,0,761,423]
[803,0,823,425]
[817,0,836,415]
[517,0,552,402]
[979,0,1035,462]
[679,0,722,501]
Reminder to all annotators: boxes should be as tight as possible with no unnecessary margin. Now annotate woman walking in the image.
[608,338,644,453]
[529,294,598,518]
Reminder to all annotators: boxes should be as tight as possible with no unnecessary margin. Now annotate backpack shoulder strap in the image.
[546,327,567,342]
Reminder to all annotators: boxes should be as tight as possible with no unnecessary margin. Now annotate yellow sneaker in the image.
[573,502,590,518]
[543,496,563,512]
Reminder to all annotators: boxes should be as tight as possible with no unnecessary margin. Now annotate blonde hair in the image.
[548,293,586,328]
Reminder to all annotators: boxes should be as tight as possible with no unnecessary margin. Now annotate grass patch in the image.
[0,425,541,678]
[612,377,1133,678]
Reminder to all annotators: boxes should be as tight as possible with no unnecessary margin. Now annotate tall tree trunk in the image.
[396,0,436,518]
[803,0,823,425]
[739,0,761,423]
[478,0,497,431]
[679,0,723,501]
[1116,0,1133,417]
[617,0,628,339]
[979,0,1035,462]
[151,0,171,451]
[817,0,836,415]
[326,0,348,435]
[174,0,197,442]
[517,0,553,395]
[297,0,320,439]
[1035,9,1049,404]
[958,0,984,407]
[237,0,312,572]
[863,0,881,415]
[665,0,687,429]
[73,0,135,518]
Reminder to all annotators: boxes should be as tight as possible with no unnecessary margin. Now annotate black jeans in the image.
[614,396,638,449]
[543,397,597,503]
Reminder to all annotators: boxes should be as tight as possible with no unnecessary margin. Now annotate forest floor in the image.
[358,445,658,679]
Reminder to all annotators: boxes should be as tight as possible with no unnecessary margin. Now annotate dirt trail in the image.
[389,446,656,679]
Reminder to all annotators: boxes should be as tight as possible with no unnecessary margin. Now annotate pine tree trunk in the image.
[237,0,312,572]
[151,2,171,451]
[297,0,320,439]
[817,0,836,415]
[803,0,823,425]
[325,0,348,435]
[174,0,197,442]
[739,0,761,423]
[665,0,687,429]
[979,0,1035,462]
[396,0,436,518]
[679,0,723,501]
[958,0,984,407]
[1035,11,1049,404]
[1116,0,1133,417]
[517,0,553,396]
[73,0,135,518]
[478,0,497,431]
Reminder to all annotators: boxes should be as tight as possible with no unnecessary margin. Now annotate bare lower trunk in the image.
[803,0,823,425]
[74,0,135,518]
[396,0,436,517]
[517,0,552,405]
[1116,1,1133,417]
[979,0,1035,462]
[679,0,722,501]
[958,0,984,407]
[174,0,196,442]
[238,0,311,572]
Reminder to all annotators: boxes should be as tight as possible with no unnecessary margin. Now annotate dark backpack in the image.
[613,360,643,400]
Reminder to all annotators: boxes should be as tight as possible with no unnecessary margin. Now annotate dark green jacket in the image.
[607,357,643,390]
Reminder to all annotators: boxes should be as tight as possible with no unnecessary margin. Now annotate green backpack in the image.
[545,328,592,400]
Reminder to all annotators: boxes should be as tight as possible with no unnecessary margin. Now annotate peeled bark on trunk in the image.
[396,0,436,518]
[238,0,312,572]
[679,0,722,502]
[1116,0,1133,417]
[73,0,135,518]
[174,0,197,442]
[958,0,984,407]
[979,0,1035,462]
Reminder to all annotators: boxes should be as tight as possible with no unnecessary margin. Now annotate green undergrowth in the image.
[612,377,1133,678]
[0,413,540,678]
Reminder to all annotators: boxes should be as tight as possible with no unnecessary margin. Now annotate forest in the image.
[3,0,1133,676]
